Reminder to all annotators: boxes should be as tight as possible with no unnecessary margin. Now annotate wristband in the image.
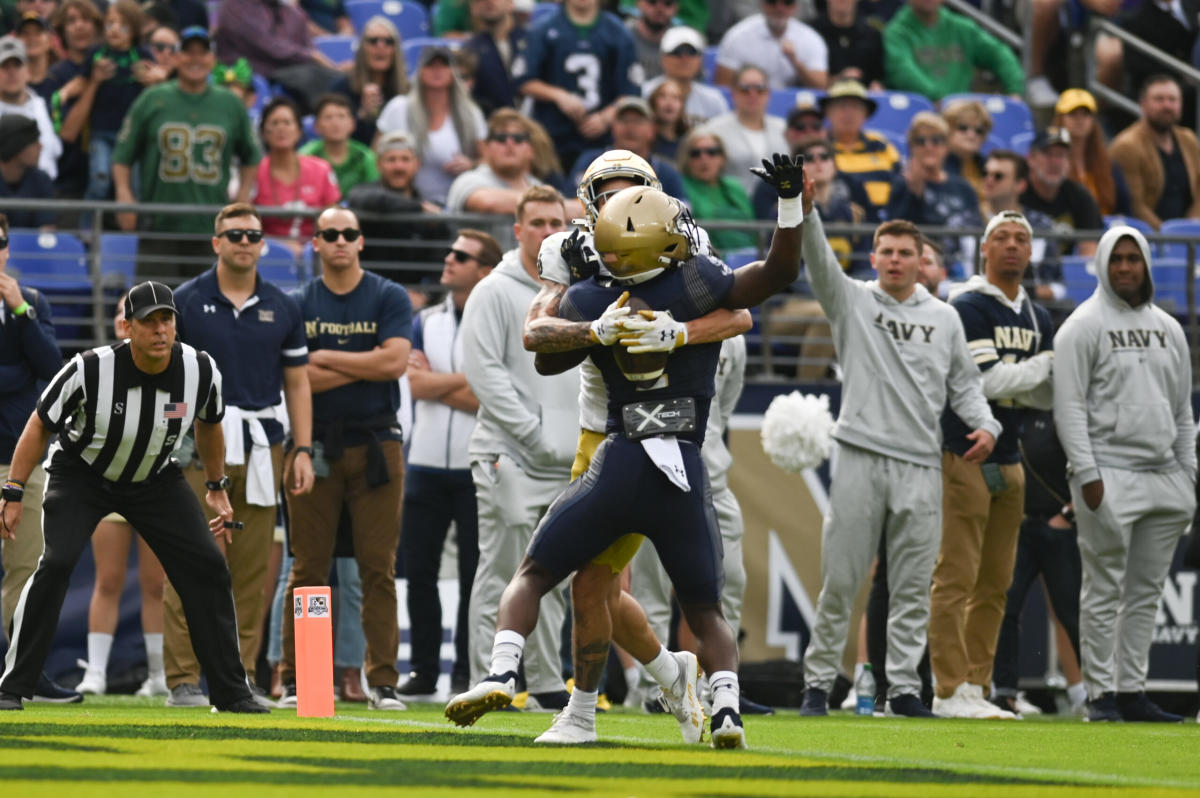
[2,480,25,503]
[777,196,803,229]
[293,446,314,457]
[13,301,31,316]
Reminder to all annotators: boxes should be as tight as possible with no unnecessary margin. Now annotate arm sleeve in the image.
[12,290,62,384]
[884,175,923,221]
[198,354,224,423]
[1052,318,1099,484]
[715,336,747,429]
[378,282,414,342]
[511,25,547,90]
[955,298,1054,401]
[460,286,541,444]
[411,312,425,353]
[112,91,148,167]
[946,312,1002,438]
[233,100,263,166]
[614,26,640,98]
[970,24,1024,94]
[281,293,309,367]
[800,208,852,318]
[36,355,84,432]
[882,24,940,97]
[536,231,571,285]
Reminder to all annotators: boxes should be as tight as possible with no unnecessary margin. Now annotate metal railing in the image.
[1085,18,1200,129]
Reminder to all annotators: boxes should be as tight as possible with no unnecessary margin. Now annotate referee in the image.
[0,282,264,713]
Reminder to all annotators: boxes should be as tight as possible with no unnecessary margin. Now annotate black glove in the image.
[750,153,806,199]
[561,228,601,284]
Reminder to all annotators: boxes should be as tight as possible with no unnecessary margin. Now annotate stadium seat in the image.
[98,233,139,290]
[301,114,317,145]
[1157,217,1200,261]
[941,93,1034,154]
[1150,256,1189,313]
[258,240,304,290]
[767,88,825,119]
[865,91,935,141]
[1103,214,1157,255]
[8,230,90,290]
[702,45,718,84]
[724,249,761,270]
[403,37,457,74]
[1059,254,1095,305]
[346,0,430,39]
[314,35,357,65]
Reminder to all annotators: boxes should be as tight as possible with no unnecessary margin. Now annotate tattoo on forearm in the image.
[524,283,594,352]
[573,640,611,692]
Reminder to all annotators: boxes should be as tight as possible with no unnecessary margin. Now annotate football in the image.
[612,295,670,387]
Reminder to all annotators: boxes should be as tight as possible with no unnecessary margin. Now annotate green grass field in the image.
[1,697,1198,797]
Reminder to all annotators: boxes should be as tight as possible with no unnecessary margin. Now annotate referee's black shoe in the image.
[212,697,271,714]
[32,672,82,703]
[0,691,22,710]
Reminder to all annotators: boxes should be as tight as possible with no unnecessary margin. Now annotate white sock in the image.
[643,646,680,689]
[489,630,525,678]
[566,686,598,722]
[1067,681,1087,707]
[709,670,740,714]
[623,665,640,691]
[144,633,164,676]
[86,633,113,676]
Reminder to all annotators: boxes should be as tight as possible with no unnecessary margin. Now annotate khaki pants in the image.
[281,440,404,688]
[929,451,1025,698]
[163,446,284,686]
[1,464,46,636]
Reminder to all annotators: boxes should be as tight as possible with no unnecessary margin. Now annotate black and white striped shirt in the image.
[37,342,224,483]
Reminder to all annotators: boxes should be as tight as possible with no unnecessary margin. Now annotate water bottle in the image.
[855,664,876,716]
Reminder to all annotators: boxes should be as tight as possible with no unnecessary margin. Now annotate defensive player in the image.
[447,154,807,749]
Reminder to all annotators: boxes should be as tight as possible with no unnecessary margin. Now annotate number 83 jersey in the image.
[512,9,641,142]
[113,82,263,234]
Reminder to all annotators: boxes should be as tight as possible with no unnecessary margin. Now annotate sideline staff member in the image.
[0,282,264,713]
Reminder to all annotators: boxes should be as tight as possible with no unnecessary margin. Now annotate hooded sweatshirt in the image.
[1053,226,1196,485]
[461,248,581,480]
[802,209,1001,468]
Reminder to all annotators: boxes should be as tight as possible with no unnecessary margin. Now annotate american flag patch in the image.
[163,402,189,419]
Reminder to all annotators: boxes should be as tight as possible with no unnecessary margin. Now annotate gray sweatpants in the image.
[467,454,568,694]
[629,482,746,658]
[803,443,943,698]
[1071,465,1194,699]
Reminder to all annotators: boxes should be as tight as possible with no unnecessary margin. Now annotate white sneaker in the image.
[657,651,706,744]
[76,669,106,696]
[135,672,168,697]
[710,707,747,750]
[1013,692,1042,717]
[534,710,598,744]
[933,683,1016,719]
[1027,76,1059,108]
[445,673,516,727]
[368,685,407,711]
[165,683,210,708]
[964,684,1017,719]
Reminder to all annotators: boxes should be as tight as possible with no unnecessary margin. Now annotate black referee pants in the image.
[0,458,252,707]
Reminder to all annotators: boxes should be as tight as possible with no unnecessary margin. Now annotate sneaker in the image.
[1116,692,1183,723]
[828,672,853,710]
[445,672,516,727]
[1014,692,1042,716]
[1084,692,1122,722]
[76,669,107,696]
[165,683,210,708]
[933,683,1013,719]
[276,683,297,708]
[799,687,828,717]
[135,672,168,697]
[963,684,1016,719]
[525,689,570,712]
[534,709,598,744]
[211,697,270,714]
[1027,75,1059,108]
[32,673,83,704]
[396,671,439,697]
[992,692,1040,718]
[655,650,706,743]
[0,691,22,711]
[887,693,938,718]
[368,685,408,711]
[249,683,276,710]
[739,694,774,716]
[710,707,747,750]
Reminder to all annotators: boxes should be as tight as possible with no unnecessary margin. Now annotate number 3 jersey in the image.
[113,82,263,234]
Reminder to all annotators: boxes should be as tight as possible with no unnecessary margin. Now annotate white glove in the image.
[617,310,688,353]
[589,291,631,346]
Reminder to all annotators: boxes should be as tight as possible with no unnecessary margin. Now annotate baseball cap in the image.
[418,44,454,67]
[1055,88,1097,116]
[614,96,652,118]
[1031,126,1071,151]
[179,26,211,48]
[661,26,705,55]
[0,36,28,66]
[124,281,178,320]
[983,209,1033,242]
[0,114,39,161]
[17,12,48,31]
[786,100,824,125]
[819,79,877,116]
[375,129,417,155]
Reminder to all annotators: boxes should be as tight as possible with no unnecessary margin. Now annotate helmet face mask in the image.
[594,186,694,279]
[578,149,662,225]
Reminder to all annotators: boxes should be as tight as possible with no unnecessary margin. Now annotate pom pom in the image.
[761,392,836,473]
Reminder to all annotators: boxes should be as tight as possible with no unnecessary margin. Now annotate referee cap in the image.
[125,281,178,320]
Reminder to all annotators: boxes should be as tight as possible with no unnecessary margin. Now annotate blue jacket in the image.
[0,286,60,462]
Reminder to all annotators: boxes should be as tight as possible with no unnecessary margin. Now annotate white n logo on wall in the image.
[765,530,817,660]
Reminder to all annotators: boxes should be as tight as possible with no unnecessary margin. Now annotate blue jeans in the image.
[267,552,365,669]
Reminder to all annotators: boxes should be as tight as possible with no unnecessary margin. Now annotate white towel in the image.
[640,435,690,492]
[222,405,280,507]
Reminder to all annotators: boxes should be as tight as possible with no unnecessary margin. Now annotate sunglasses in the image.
[806,151,833,162]
[316,228,362,242]
[448,247,478,263]
[689,146,722,158]
[737,83,768,94]
[364,36,395,46]
[984,169,1009,181]
[790,120,824,132]
[912,135,947,147]
[487,131,530,144]
[150,41,179,53]
[219,228,264,244]
[0,235,7,251]
[956,124,987,136]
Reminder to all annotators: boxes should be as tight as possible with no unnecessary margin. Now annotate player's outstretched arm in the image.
[723,154,805,309]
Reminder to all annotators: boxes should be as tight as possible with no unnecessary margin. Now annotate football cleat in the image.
[657,651,706,744]
[534,710,598,744]
[710,707,747,750]
[445,672,517,727]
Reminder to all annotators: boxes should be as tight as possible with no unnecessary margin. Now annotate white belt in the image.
[222,405,280,507]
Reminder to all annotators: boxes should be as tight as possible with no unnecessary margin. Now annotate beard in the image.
[643,17,671,33]
[1147,112,1178,133]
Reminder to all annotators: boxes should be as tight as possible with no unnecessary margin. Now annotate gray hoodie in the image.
[461,248,580,480]
[1052,225,1196,485]
[802,209,1001,468]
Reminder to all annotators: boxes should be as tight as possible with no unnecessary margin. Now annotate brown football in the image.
[612,295,670,386]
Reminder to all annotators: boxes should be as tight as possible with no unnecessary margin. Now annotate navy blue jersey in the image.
[941,290,1054,464]
[560,254,735,444]
[512,9,638,141]
[292,270,412,440]
[175,268,309,446]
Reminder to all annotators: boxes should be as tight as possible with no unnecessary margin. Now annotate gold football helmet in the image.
[594,186,693,279]
[578,149,661,224]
